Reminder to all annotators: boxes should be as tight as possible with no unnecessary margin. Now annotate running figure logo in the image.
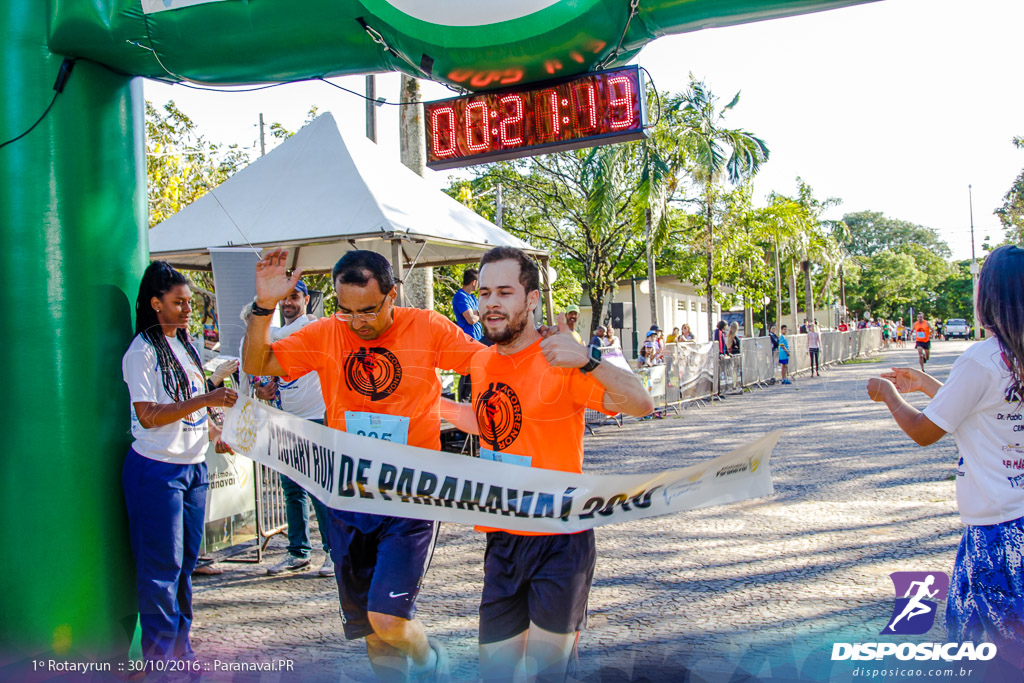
[344,347,403,401]
[475,382,523,451]
[881,571,949,635]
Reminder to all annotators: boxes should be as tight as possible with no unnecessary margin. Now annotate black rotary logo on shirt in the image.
[476,382,523,451]
[344,347,402,400]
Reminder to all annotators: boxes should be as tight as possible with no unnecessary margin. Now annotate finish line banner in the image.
[222,398,779,533]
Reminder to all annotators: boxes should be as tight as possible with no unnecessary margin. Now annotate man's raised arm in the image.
[241,248,302,377]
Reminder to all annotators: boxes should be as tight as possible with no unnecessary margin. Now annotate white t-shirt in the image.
[273,316,326,421]
[123,334,209,464]
[923,337,1024,525]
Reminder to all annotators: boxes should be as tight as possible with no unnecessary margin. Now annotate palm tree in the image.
[668,76,770,338]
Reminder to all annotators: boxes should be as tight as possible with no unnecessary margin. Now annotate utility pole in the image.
[969,184,980,340]
[365,75,376,142]
[645,208,659,329]
[258,113,266,156]
[399,75,433,310]
[495,182,503,229]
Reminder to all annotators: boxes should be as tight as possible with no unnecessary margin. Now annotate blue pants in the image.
[122,448,208,661]
[280,475,331,558]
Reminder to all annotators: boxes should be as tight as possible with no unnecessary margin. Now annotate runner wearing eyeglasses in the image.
[243,248,483,683]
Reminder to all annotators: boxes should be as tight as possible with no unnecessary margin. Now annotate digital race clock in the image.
[424,66,647,170]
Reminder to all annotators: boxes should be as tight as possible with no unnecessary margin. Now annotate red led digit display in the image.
[425,66,646,170]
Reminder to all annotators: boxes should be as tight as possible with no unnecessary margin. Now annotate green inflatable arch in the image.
[0,0,875,664]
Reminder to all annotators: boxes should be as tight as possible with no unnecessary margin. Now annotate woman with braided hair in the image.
[121,261,237,662]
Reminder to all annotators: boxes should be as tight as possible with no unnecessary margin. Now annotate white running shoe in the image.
[318,554,335,577]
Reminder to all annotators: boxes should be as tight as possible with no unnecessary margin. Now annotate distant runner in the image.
[913,313,932,372]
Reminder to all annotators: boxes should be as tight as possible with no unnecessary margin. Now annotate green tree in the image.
[995,136,1024,245]
[666,76,770,335]
[841,210,951,258]
[853,250,925,318]
[934,259,975,324]
[146,100,250,334]
[458,144,661,336]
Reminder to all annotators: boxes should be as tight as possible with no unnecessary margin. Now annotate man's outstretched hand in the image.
[256,248,303,308]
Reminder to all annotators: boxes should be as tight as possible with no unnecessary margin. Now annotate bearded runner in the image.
[451,246,654,683]
[243,248,483,683]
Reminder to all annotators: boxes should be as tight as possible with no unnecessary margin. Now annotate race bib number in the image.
[917,331,926,340]
[480,448,532,467]
[345,411,410,445]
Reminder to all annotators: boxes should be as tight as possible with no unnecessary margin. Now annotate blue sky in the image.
[145,0,1023,261]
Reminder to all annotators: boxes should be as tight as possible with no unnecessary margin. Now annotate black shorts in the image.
[916,341,931,351]
[326,510,438,639]
[479,530,596,644]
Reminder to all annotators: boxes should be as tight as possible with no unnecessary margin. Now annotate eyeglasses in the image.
[335,295,388,323]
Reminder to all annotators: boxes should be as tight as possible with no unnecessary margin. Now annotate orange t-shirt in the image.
[271,307,483,450]
[913,321,931,343]
[471,338,613,535]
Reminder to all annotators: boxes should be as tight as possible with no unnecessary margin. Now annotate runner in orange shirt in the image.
[452,246,654,682]
[913,312,933,372]
[243,248,483,683]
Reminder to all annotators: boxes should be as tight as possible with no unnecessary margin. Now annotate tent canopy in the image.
[148,112,544,273]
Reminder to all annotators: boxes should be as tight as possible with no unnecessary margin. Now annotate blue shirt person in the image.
[453,268,482,402]
[453,268,483,341]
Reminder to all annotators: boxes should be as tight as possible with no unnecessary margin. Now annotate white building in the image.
[577,276,723,361]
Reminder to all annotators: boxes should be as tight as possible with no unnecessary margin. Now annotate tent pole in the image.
[540,255,554,325]
[391,239,405,305]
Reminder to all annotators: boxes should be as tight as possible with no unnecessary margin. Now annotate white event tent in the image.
[148,112,552,315]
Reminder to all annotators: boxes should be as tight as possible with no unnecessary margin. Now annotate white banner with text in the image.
[222,398,779,533]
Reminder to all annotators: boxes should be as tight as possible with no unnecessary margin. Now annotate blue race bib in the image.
[480,448,532,467]
[344,411,410,445]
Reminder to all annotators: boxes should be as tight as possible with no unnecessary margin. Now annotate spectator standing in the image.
[713,320,728,355]
[667,327,680,344]
[121,262,237,661]
[453,268,484,402]
[866,245,1024,672]
[807,321,821,377]
[680,324,695,342]
[564,305,584,344]
[727,321,741,356]
[589,325,606,349]
[265,280,334,578]
[778,324,792,385]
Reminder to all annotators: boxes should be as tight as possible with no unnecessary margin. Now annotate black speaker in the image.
[610,302,632,329]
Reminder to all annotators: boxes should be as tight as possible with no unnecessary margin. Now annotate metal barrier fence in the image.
[256,464,288,552]
[586,328,882,431]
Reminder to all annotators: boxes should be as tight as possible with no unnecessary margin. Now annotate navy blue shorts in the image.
[326,510,439,640]
[779,357,789,366]
[479,530,596,644]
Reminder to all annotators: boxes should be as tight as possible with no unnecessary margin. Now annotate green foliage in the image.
[146,100,250,229]
[841,210,951,258]
[995,136,1024,245]
[448,143,661,335]
[145,101,321,334]
[146,100,251,334]
[934,260,975,324]
[663,75,770,329]
[839,210,958,321]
